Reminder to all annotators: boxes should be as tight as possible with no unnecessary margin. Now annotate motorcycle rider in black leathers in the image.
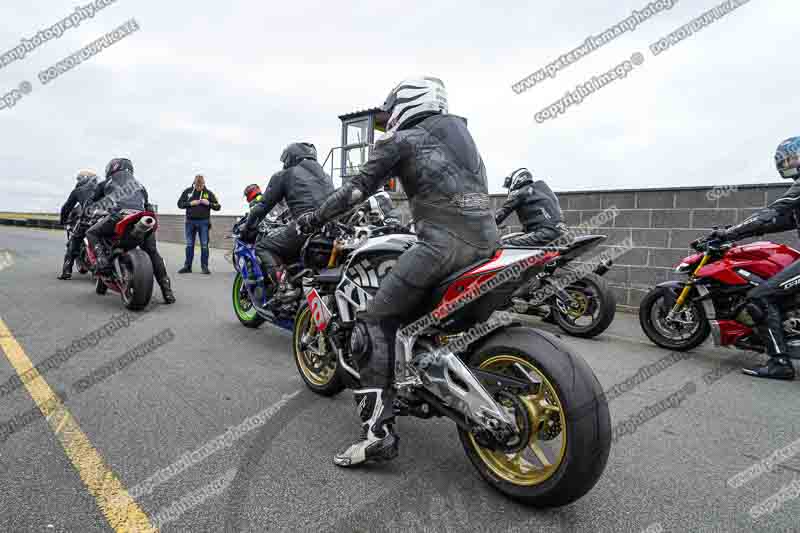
[240,143,334,304]
[297,77,498,466]
[85,158,176,304]
[709,137,800,380]
[58,169,99,280]
[494,168,567,246]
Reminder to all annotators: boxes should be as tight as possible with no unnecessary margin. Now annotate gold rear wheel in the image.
[468,355,566,486]
[457,327,611,507]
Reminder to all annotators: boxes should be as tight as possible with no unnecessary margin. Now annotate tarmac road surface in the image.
[1,225,799,532]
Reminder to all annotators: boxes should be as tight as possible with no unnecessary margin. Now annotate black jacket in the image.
[246,159,333,230]
[92,170,149,213]
[495,180,563,233]
[60,179,98,225]
[315,113,497,250]
[178,187,221,220]
[727,181,800,240]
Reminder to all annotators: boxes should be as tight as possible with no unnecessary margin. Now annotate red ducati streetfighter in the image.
[640,237,800,354]
[84,210,159,310]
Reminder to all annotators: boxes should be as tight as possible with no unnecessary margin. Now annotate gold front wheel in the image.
[292,304,344,396]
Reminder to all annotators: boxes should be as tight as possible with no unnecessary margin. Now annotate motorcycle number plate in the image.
[307,289,332,331]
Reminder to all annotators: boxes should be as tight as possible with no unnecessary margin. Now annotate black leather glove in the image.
[708,227,730,241]
[240,226,258,243]
[296,211,321,235]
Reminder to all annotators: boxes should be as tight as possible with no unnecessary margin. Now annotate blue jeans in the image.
[184,219,210,269]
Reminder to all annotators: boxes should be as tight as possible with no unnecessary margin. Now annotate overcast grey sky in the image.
[0,0,793,214]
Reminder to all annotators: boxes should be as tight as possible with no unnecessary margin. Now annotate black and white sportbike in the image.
[292,220,611,506]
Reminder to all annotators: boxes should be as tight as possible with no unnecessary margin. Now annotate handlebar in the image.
[690,237,734,253]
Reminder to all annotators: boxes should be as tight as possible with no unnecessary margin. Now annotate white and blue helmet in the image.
[776,137,800,179]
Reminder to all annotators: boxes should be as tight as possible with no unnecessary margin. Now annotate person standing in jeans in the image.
[177,174,220,274]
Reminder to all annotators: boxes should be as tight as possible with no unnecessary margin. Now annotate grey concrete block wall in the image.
[149,183,796,310]
[155,214,241,257]
[554,183,797,310]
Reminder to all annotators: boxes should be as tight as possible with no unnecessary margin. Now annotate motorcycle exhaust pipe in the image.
[129,216,156,240]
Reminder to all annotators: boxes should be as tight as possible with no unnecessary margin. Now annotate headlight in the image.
[675,262,692,274]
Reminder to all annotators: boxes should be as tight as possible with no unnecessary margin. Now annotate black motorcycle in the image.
[499,231,616,338]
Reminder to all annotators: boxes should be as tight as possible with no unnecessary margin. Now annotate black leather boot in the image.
[158,277,176,304]
[743,356,795,380]
[744,303,795,380]
[57,257,74,280]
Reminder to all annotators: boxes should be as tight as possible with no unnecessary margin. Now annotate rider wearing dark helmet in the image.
[709,137,800,380]
[494,168,567,247]
[85,157,176,304]
[57,169,99,280]
[240,143,334,301]
[296,76,498,467]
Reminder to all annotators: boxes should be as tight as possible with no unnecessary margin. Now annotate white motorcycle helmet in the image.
[503,168,534,195]
[381,77,448,134]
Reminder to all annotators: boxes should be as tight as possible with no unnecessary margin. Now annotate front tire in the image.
[120,249,153,311]
[292,303,344,396]
[458,326,611,507]
[639,287,710,351]
[552,273,616,338]
[232,273,266,328]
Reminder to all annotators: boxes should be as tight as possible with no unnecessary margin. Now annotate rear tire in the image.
[121,249,153,311]
[292,303,344,396]
[639,287,710,351]
[458,326,611,507]
[552,273,616,338]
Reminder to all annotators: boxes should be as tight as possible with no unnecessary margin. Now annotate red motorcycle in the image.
[84,210,159,310]
[640,237,800,354]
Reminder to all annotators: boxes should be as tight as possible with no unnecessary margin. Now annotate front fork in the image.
[234,245,267,306]
[666,253,711,321]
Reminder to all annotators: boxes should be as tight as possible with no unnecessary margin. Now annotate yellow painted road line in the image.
[0,318,157,532]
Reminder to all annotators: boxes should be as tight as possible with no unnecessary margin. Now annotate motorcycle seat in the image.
[502,234,605,256]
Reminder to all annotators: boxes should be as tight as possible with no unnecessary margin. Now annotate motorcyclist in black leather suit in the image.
[58,169,99,280]
[495,168,567,247]
[85,158,176,304]
[709,137,800,380]
[297,77,499,467]
[240,143,334,303]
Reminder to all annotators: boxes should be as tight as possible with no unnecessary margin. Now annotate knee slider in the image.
[350,320,371,364]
